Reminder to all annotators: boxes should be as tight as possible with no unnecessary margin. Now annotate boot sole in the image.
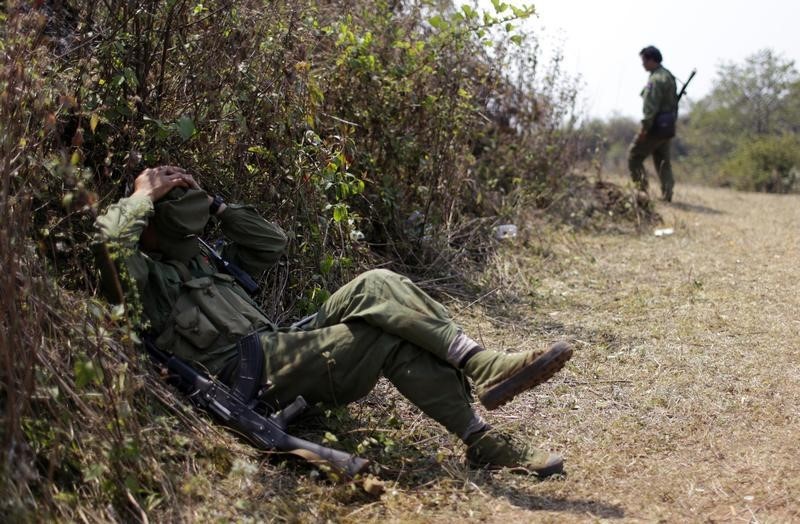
[510,457,565,477]
[478,341,573,410]
[468,456,565,478]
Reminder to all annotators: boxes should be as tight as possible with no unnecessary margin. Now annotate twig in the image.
[320,112,361,127]
[344,502,380,519]
[454,287,499,315]
[126,490,149,524]
[565,379,633,385]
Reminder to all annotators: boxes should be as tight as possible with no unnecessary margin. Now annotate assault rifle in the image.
[143,337,370,478]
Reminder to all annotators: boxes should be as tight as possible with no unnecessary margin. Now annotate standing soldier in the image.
[628,45,678,202]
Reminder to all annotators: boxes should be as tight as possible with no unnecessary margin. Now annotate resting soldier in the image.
[95,165,574,476]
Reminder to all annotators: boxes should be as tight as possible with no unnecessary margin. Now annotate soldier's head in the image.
[142,187,210,261]
[639,46,662,71]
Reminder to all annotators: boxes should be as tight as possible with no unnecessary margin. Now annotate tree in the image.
[709,49,799,135]
[680,49,800,191]
[685,49,800,146]
[577,114,638,173]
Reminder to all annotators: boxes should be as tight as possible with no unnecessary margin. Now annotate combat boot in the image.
[465,429,564,477]
[464,341,573,410]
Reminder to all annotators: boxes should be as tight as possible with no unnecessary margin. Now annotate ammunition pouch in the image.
[650,110,677,139]
[155,259,272,373]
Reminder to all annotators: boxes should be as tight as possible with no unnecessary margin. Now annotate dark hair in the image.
[639,46,662,63]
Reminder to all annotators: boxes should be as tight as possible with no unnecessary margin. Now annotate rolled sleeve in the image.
[94,195,155,301]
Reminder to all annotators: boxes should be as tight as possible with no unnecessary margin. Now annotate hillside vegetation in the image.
[0,1,657,520]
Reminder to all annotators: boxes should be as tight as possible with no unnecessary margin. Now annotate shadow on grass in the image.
[485,484,625,518]
[664,200,723,215]
[369,460,626,519]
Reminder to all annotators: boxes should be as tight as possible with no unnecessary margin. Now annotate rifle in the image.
[677,68,697,103]
[143,337,370,478]
[197,237,259,295]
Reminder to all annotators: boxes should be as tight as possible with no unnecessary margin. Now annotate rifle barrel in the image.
[677,69,697,102]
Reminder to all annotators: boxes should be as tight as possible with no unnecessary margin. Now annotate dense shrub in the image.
[721,134,800,193]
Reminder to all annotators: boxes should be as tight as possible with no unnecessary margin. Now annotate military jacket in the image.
[95,195,287,374]
[641,65,678,130]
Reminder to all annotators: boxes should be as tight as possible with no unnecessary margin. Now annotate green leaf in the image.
[74,357,104,389]
[176,116,196,140]
[428,15,447,30]
[247,145,270,156]
[332,204,348,223]
[491,0,508,12]
[510,35,524,46]
[511,5,535,18]
[320,254,335,276]
[461,5,477,20]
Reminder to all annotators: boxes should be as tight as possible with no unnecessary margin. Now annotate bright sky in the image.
[501,0,800,120]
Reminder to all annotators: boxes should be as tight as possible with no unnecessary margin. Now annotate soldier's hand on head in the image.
[132,166,190,202]
[161,165,203,191]
[160,167,221,211]
[179,172,202,191]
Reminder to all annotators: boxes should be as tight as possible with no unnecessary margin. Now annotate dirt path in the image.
[464,183,800,522]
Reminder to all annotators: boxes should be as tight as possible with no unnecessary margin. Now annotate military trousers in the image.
[258,269,479,440]
[628,135,674,200]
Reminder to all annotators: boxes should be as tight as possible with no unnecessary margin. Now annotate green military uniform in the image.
[628,65,678,200]
[95,194,482,440]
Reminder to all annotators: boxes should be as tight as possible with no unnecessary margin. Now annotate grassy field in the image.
[148,181,799,522]
[444,181,800,522]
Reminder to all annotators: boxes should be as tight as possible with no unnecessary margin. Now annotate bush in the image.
[722,135,800,193]
[1,0,589,519]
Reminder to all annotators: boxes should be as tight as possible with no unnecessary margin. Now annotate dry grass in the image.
[448,180,800,522]
[136,181,799,522]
